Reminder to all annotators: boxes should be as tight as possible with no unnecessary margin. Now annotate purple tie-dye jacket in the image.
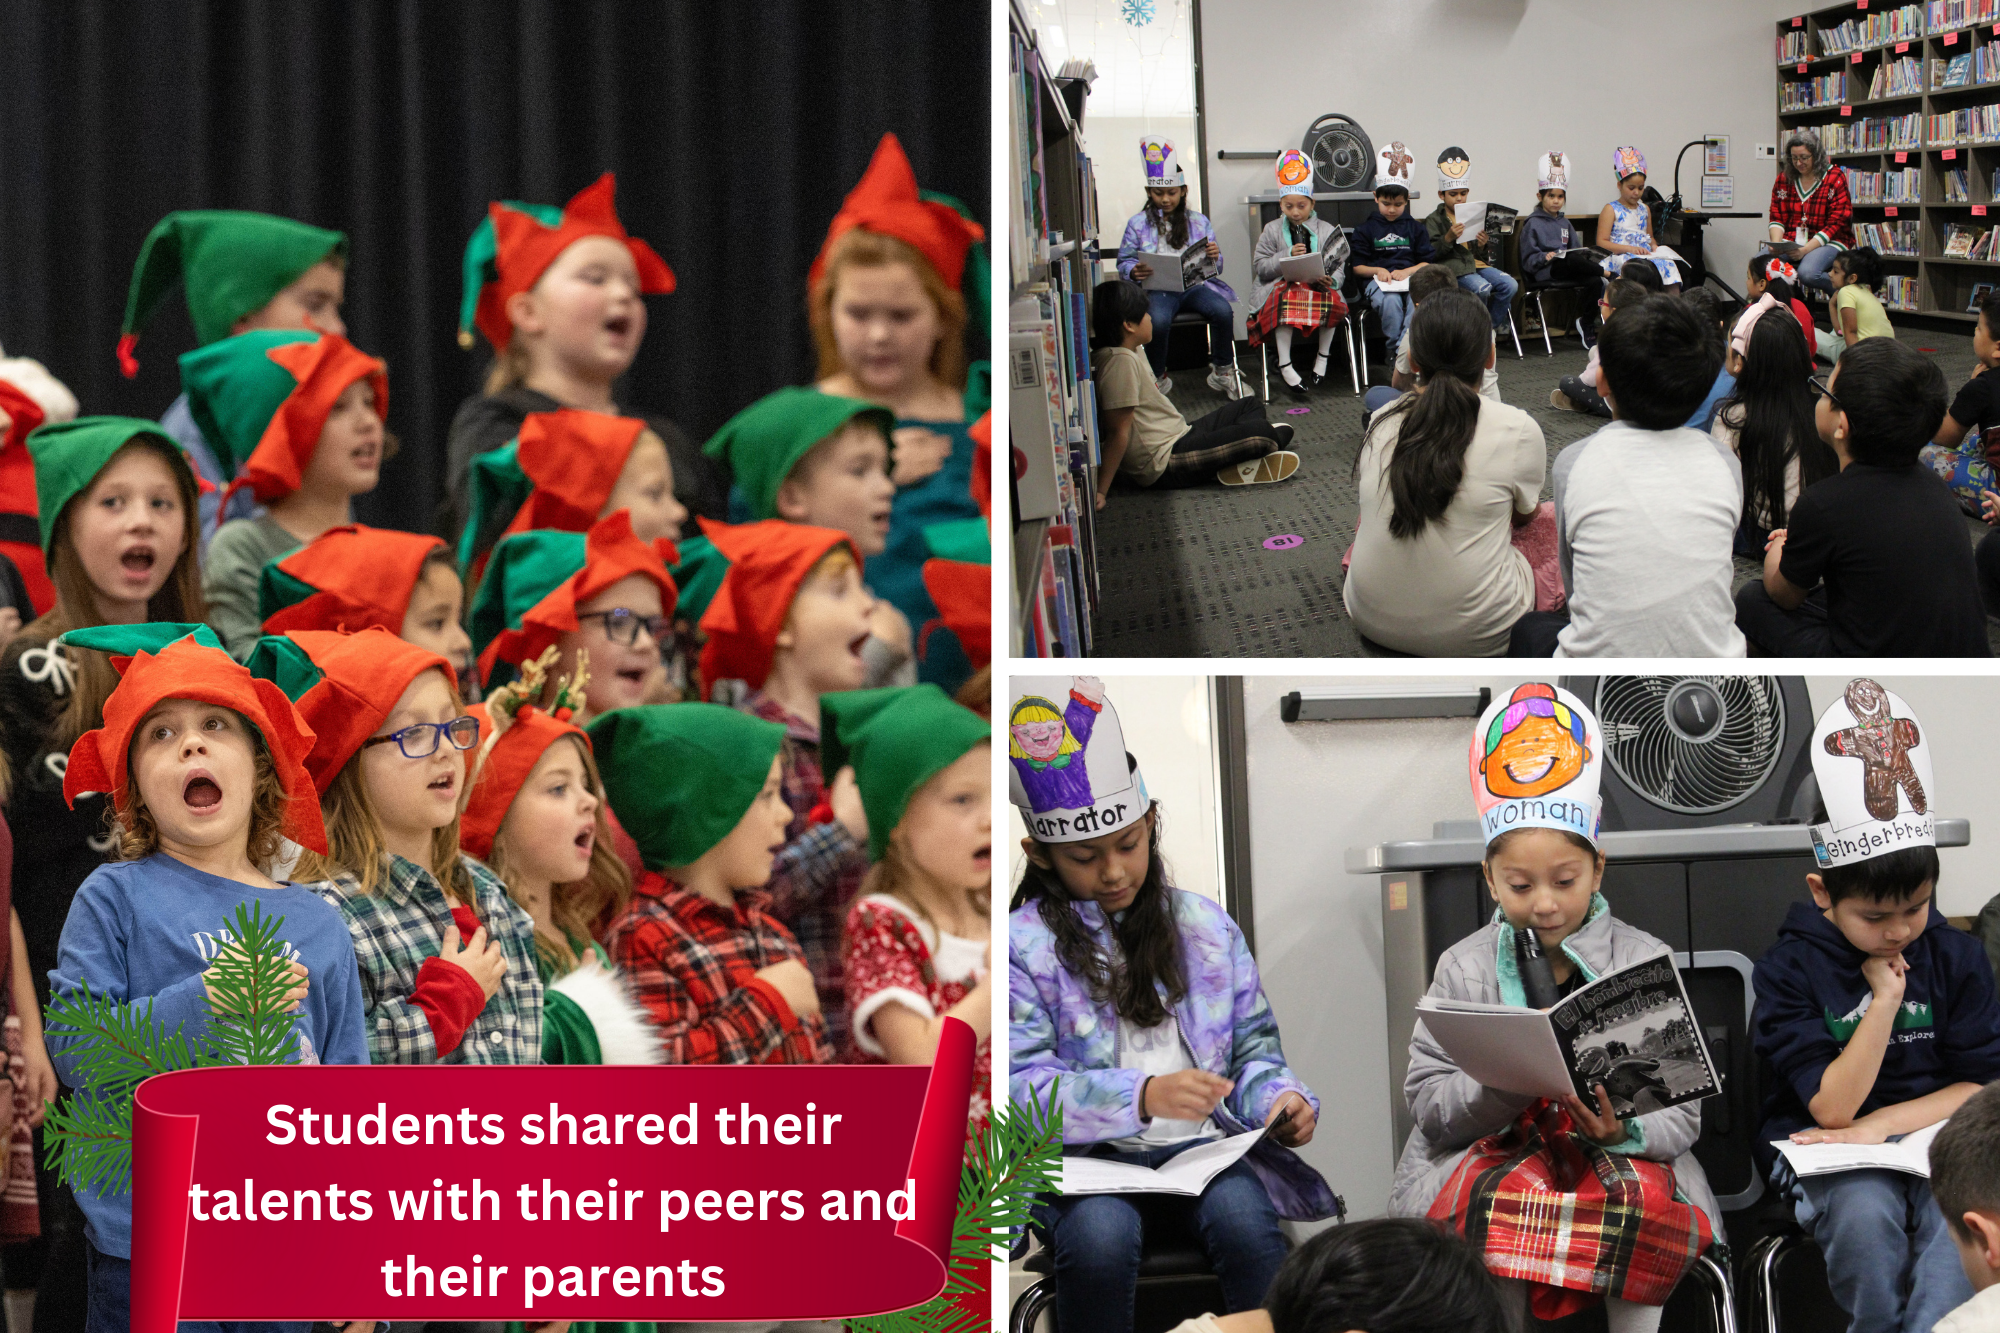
[1009,887,1339,1220]
[1116,208,1238,303]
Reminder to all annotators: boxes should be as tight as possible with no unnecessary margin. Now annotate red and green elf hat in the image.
[259,523,448,635]
[458,408,650,573]
[0,380,53,615]
[667,533,729,627]
[469,509,679,689]
[458,174,675,352]
[694,517,858,700]
[820,685,989,862]
[921,559,990,671]
[700,387,894,521]
[118,211,347,376]
[27,416,207,559]
[459,694,590,863]
[179,328,388,510]
[808,133,989,330]
[244,627,457,795]
[969,409,992,518]
[585,703,787,870]
[59,622,328,853]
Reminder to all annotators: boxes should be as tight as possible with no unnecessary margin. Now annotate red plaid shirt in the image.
[1767,169,1854,247]
[604,870,828,1065]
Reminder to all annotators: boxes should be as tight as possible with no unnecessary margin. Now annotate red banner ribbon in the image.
[130,1020,976,1328]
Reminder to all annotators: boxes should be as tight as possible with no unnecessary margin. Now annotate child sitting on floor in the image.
[1737,339,1989,656]
[1928,1082,2000,1333]
[593,703,827,1064]
[1551,277,1650,418]
[1089,278,1298,508]
[1824,247,1894,362]
[259,525,476,690]
[1397,685,1720,1333]
[1364,263,1499,417]
[1517,296,1743,657]
[1731,255,1815,372]
[1919,290,2000,513]
[1247,151,1349,399]
[1711,312,1839,558]
[183,328,389,657]
[1680,288,1735,431]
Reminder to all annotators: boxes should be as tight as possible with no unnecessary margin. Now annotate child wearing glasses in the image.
[248,626,543,1064]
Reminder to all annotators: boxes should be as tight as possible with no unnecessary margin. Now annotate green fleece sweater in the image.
[1424,201,1490,278]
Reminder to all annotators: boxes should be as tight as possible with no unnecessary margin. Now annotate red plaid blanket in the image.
[1428,1100,1710,1319]
[1247,282,1347,346]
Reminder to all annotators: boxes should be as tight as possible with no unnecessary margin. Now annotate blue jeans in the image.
[88,1243,312,1333]
[1031,1138,1287,1333]
[1788,1166,1973,1333]
[1146,283,1236,376]
[1458,268,1518,328]
[1796,243,1840,294]
[1366,279,1413,345]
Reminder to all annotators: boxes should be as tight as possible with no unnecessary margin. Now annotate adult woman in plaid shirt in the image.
[1767,133,1854,295]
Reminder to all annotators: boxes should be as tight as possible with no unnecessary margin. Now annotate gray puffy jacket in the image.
[1386,907,1725,1241]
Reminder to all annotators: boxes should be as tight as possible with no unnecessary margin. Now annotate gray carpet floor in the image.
[1087,322,1998,658]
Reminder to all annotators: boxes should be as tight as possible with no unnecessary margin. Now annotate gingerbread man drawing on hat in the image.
[1384,142,1413,180]
[1547,151,1567,186]
[1823,678,1927,821]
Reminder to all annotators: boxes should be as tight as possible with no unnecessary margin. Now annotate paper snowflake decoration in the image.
[1121,0,1156,25]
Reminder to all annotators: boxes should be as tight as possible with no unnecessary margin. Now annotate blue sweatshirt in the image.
[1350,211,1435,278]
[48,853,369,1258]
[1751,899,2000,1158]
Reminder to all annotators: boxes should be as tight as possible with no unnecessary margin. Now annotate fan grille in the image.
[1597,676,1787,815]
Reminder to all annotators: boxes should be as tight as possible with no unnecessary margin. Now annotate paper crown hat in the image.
[459,694,591,863]
[821,685,989,862]
[586,703,788,870]
[1807,679,1935,869]
[117,210,347,375]
[1613,146,1648,181]
[1140,136,1185,189]
[700,387,895,522]
[1468,683,1604,848]
[458,173,675,353]
[27,416,203,559]
[1008,676,1150,844]
[1437,146,1472,194]
[458,408,651,573]
[808,132,988,305]
[469,509,679,688]
[59,623,328,853]
[694,517,857,699]
[1374,140,1414,193]
[1276,149,1314,199]
[259,523,448,635]
[244,627,458,795]
[1536,150,1571,193]
[180,328,387,509]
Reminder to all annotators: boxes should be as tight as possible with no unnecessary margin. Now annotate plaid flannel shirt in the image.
[1767,170,1854,248]
[739,690,867,1053]
[311,854,543,1065]
[604,870,827,1064]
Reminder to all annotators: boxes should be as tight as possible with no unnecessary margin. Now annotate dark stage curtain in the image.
[0,0,990,536]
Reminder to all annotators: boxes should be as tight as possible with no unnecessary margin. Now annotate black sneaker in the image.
[1271,421,1296,448]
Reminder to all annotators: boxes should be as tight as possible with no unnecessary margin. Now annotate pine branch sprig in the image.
[40,1087,135,1198]
[202,901,305,1068]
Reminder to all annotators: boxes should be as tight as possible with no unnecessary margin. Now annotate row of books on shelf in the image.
[1944,221,2000,255]
[1872,55,1926,97]
[1931,0,2000,31]
[1008,29,1046,289]
[1820,113,1925,152]
[1854,219,1922,252]
[1781,29,1813,62]
[1928,101,2000,140]
[1885,273,1922,308]
[1021,526,1091,659]
[1845,164,1924,201]
[1784,70,1848,109]
[1820,6,1925,54]
[1931,44,2000,86]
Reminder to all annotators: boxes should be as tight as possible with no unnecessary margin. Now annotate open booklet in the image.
[1416,951,1720,1118]
[1059,1126,1266,1197]
[1455,199,1488,244]
[1278,252,1329,283]
[1772,1119,1948,1179]
[1137,242,1221,293]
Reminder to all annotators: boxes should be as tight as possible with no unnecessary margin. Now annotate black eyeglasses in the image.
[362,715,481,759]
[578,608,668,647]
[1808,374,1840,410]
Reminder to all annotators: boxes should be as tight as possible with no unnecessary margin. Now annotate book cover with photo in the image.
[1547,953,1719,1118]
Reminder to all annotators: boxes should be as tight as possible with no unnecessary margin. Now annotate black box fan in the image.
[1302,114,1373,193]
[1560,676,1818,832]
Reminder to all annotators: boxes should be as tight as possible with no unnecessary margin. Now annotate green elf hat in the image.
[179,328,388,510]
[586,703,787,870]
[27,416,204,558]
[118,210,346,376]
[701,388,894,521]
[668,533,730,627]
[820,685,990,862]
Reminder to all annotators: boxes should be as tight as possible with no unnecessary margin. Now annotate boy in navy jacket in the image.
[1752,679,2000,1333]
[1349,179,1435,360]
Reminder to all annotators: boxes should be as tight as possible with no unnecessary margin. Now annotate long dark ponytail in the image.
[1362,289,1491,538]
[1721,310,1836,530]
[1010,798,1187,1028]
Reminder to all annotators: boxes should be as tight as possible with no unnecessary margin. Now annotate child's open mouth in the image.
[847,632,869,660]
[869,507,891,532]
[428,772,456,797]
[183,769,222,810]
[120,546,157,575]
[603,314,633,339]
[574,826,595,855]
[616,666,647,689]
[973,843,991,867]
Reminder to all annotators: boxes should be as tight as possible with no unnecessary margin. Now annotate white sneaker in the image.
[1155,374,1173,394]
[1206,366,1251,399]
[1217,451,1300,486]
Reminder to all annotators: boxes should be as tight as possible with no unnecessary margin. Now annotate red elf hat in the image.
[475,174,676,352]
[60,624,328,853]
[921,559,990,669]
[459,691,590,863]
[808,133,986,294]
[187,330,389,512]
[969,409,992,518]
[457,408,650,584]
[246,627,458,795]
[259,524,449,635]
[473,509,679,687]
[695,517,858,699]
[0,379,54,616]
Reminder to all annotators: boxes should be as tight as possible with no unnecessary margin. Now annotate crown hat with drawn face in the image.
[1276,149,1314,199]
[1008,675,1151,845]
[1437,145,1472,195]
[1537,149,1569,193]
[1468,682,1604,849]
[1141,136,1185,190]
[1808,679,1935,870]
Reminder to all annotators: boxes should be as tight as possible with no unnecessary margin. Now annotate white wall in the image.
[1240,674,2000,1222]
[1196,0,1808,334]
[1082,113,1206,242]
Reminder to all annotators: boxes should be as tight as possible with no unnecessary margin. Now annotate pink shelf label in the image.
[1897,41,1909,51]
[1977,205,1990,215]
[1947,30,1961,44]
[1947,148,1961,159]
[1853,50,1865,61]
[1897,151,1909,162]
[1792,15,1803,25]
[1799,61,1809,71]
[1887,206,1900,215]
[1858,0,1867,8]
[1841,105,1853,115]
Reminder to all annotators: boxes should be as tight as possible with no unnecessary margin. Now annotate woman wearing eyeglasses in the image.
[248,626,545,1067]
[1766,133,1853,296]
